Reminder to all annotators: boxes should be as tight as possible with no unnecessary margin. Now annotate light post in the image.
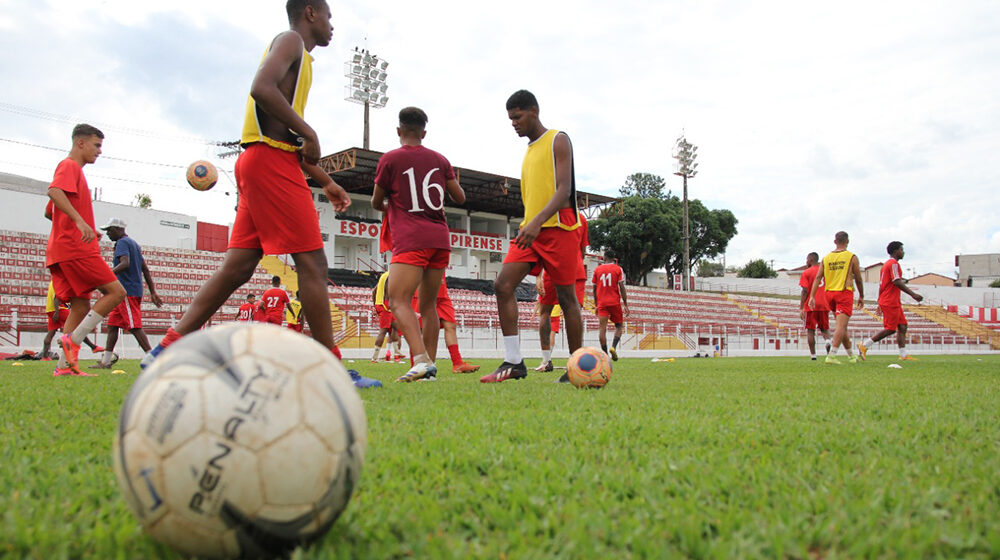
[672,134,698,291]
[344,47,389,149]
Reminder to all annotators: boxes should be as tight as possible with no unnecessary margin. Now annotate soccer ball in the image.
[113,324,367,559]
[186,160,218,191]
[566,347,612,389]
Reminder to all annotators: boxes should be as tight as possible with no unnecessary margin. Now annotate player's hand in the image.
[875,305,882,317]
[76,219,97,243]
[807,297,816,310]
[299,131,321,166]
[623,305,630,317]
[855,297,864,310]
[914,294,924,303]
[514,222,541,249]
[151,292,163,308]
[799,308,806,320]
[323,182,352,212]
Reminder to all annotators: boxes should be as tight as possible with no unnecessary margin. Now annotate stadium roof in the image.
[315,147,617,219]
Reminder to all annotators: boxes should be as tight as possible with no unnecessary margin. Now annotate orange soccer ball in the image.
[186,160,218,191]
[566,347,612,389]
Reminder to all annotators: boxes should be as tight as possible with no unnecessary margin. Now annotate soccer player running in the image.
[236,294,257,322]
[592,250,629,360]
[371,107,466,382]
[809,231,864,364]
[859,241,924,360]
[260,276,291,326]
[94,218,163,368]
[142,0,380,388]
[482,90,584,383]
[45,124,127,377]
[798,252,832,361]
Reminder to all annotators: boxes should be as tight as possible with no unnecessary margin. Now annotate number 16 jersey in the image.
[374,145,455,255]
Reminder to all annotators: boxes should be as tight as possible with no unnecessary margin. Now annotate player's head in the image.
[247,294,256,302]
[71,123,104,164]
[271,275,281,286]
[887,241,904,259]
[604,249,616,262]
[397,106,428,141]
[286,0,333,47]
[99,217,126,241]
[806,252,819,266]
[834,231,849,246]
[506,89,539,138]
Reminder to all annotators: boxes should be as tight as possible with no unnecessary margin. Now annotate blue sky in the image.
[1,0,998,276]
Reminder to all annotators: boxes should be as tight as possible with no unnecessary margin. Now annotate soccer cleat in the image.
[609,347,619,361]
[92,346,106,353]
[59,334,81,370]
[811,356,817,361]
[348,369,383,388]
[857,342,868,360]
[847,355,859,364]
[453,362,481,374]
[93,352,120,369]
[71,365,98,377]
[140,344,163,370]
[557,372,571,383]
[899,356,919,361]
[824,356,841,365]
[53,366,74,377]
[394,355,407,363]
[533,361,554,372]
[395,362,437,383]
[480,361,528,383]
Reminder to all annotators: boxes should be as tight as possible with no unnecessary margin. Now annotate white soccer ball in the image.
[113,323,367,559]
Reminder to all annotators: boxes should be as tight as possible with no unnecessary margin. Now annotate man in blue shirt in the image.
[95,218,163,367]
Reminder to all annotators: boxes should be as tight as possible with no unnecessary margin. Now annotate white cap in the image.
[99,217,127,230]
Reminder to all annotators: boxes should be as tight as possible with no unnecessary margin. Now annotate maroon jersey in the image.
[374,145,454,254]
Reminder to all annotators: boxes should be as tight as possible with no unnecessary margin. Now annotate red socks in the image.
[448,344,464,365]
[331,345,342,360]
[160,328,182,348]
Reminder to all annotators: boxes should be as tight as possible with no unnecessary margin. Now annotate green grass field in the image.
[2,354,999,559]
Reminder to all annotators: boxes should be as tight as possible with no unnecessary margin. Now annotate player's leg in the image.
[388,262,433,381]
[417,267,445,363]
[481,261,533,383]
[289,249,335,351]
[130,328,152,353]
[174,248,263,336]
[826,312,850,363]
[535,304,554,371]
[598,315,610,353]
[372,326,388,362]
[443,319,478,373]
[806,328,817,358]
[554,284,582,354]
[41,328,57,359]
[611,319,624,358]
[897,323,913,359]
[94,326,121,368]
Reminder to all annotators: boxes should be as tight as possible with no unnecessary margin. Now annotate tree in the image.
[618,172,666,199]
[697,260,725,277]
[738,259,778,278]
[990,279,1000,288]
[134,193,152,209]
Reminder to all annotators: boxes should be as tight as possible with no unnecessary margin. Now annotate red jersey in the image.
[799,265,829,311]
[878,258,903,307]
[261,287,289,321]
[592,263,625,307]
[576,214,588,281]
[46,158,100,265]
[374,145,455,255]
[237,302,255,321]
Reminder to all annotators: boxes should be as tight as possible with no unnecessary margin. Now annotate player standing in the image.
[237,294,257,322]
[859,241,924,360]
[481,90,584,383]
[94,218,163,368]
[260,276,291,326]
[286,290,304,332]
[370,271,403,362]
[141,0,380,388]
[809,231,864,364]
[592,250,628,360]
[45,124,126,376]
[371,106,466,382]
[798,252,832,360]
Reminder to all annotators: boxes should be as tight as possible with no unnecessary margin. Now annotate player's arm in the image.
[112,253,130,275]
[893,278,923,303]
[807,263,822,309]
[618,280,629,316]
[445,178,465,205]
[850,255,864,308]
[799,285,810,320]
[141,261,164,307]
[250,31,320,164]
[371,183,387,212]
[44,201,52,221]
[47,188,97,242]
[300,161,350,212]
[515,133,573,249]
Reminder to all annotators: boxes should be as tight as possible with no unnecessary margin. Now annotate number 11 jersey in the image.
[374,145,455,255]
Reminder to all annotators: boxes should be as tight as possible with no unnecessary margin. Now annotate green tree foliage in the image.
[133,193,152,209]
[738,258,778,278]
[589,173,738,285]
[697,260,725,277]
[990,279,1000,288]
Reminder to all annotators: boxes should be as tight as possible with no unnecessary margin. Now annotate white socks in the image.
[503,335,522,364]
[900,348,909,358]
[102,351,115,364]
[541,349,552,363]
[71,311,104,345]
[863,337,874,348]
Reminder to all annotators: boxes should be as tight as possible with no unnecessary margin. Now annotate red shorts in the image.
[391,247,450,268]
[263,314,283,325]
[597,304,624,324]
[230,143,323,255]
[804,310,829,331]
[881,305,907,330]
[47,309,66,331]
[506,211,582,286]
[287,322,304,333]
[376,306,395,330]
[550,315,561,333]
[107,295,144,329]
[539,272,558,306]
[49,255,117,301]
[437,295,456,324]
[827,290,855,316]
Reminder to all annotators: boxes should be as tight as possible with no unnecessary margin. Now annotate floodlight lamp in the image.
[363,53,372,64]
[354,90,366,101]
[352,53,362,64]
[352,64,363,75]
[381,95,389,105]
[369,92,380,102]
[378,83,388,93]
[380,61,389,70]
[378,71,387,81]
[352,77,362,88]
[369,68,380,78]
[362,78,372,89]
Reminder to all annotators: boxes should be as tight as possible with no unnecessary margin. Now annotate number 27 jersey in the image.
[374,145,455,255]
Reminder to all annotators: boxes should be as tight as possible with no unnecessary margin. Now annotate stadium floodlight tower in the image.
[344,46,389,150]
[672,133,698,291]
